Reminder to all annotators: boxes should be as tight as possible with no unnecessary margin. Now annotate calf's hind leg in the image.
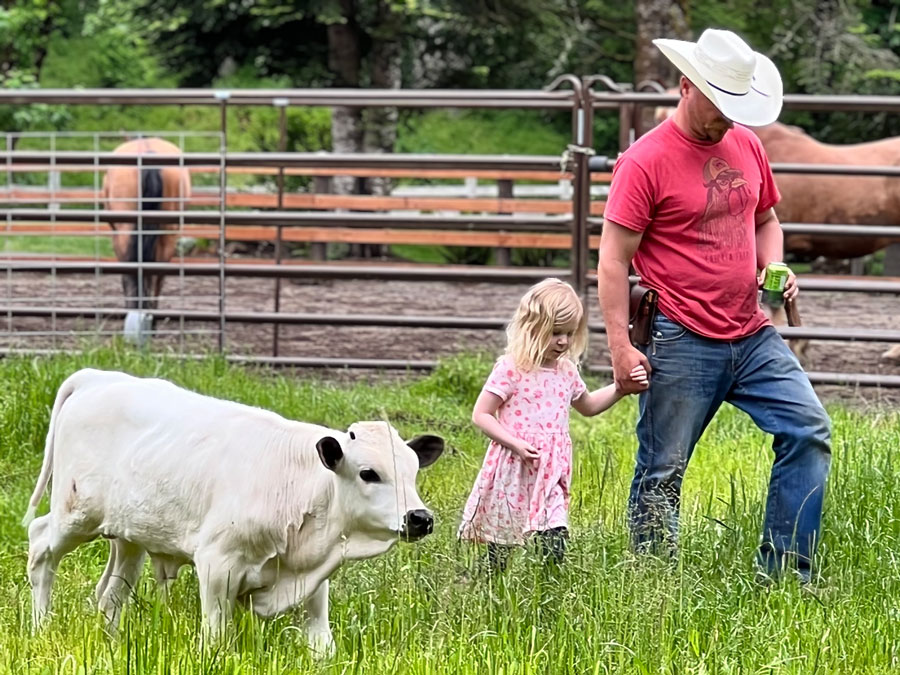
[150,554,183,601]
[96,539,147,630]
[27,514,92,628]
[95,538,118,605]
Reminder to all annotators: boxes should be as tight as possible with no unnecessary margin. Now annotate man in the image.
[597,28,831,582]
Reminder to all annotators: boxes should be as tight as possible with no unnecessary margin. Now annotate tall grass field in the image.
[1,348,898,673]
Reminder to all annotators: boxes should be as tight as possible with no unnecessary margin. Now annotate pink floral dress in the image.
[458,354,587,546]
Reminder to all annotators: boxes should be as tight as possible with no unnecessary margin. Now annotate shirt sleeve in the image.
[482,356,519,402]
[603,155,656,232]
[754,137,781,214]
[570,369,588,402]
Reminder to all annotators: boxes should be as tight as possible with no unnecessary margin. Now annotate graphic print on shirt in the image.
[696,156,752,263]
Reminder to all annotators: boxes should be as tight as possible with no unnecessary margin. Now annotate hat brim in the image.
[653,38,783,127]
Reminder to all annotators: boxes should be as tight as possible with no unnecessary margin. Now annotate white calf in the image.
[24,368,443,655]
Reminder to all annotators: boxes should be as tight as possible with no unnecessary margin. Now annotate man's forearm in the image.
[756,214,784,270]
[598,257,632,350]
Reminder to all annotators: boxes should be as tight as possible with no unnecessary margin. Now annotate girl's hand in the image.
[512,439,540,465]
[629,364,649,388]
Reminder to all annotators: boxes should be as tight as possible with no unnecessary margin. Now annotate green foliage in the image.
[16,0,900,149]
[411,351,496,404]
[0,0,75,135]
[4,0,900,268]
[0,75,71,136]
[396,109,570,155]
[129,0,332,86]
[692,0,900,142]
[511,247,569,268]
[1,350,899,672]
[0,0,70,77]
[41,34,161,90]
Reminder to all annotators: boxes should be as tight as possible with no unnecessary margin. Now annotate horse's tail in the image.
[22,372,82,527]
[128,166,163,264]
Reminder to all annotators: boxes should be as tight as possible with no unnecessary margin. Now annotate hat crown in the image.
[651,27,782,126]
[693,29,756,94]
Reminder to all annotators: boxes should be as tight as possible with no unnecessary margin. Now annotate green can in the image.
[761,261,789,307]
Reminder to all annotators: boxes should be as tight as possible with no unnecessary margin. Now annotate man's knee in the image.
[790,399,831,454]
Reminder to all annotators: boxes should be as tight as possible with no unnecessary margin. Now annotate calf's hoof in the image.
[308,630,336,659]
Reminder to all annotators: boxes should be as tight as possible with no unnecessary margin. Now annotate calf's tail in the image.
[22,373,80,527]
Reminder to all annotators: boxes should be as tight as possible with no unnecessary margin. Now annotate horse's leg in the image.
[149,230,178,311]
[111,225,139,310]
[763,302,810,367]
[882,344,900,364]
[151,164,187,313]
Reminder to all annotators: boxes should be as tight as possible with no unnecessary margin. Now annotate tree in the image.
[633,0,689,88]
[0,1,76,139]
[0,0,68,85]
[630,0,690,132]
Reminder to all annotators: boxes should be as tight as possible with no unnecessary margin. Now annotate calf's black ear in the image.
[407,435,444,468]
[316,436,344,471]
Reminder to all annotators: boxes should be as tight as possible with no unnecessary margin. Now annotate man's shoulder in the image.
[618,122,670,160]
[731,124,767,153]
[612,122,677,178]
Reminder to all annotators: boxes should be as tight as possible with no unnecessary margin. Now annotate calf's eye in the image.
[359,469,381,483]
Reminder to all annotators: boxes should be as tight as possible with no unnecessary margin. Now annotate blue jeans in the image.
[630,313,831,578]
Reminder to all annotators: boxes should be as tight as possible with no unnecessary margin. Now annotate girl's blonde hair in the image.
[505,278,588,371]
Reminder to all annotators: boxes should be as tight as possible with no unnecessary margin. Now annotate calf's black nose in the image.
[402,509,434,540]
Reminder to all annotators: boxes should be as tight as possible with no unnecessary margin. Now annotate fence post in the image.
[577,89,594,304]
[310,176,330,261]
[495,178,513,266]
[545,75,587,300]
[216,90,230,354]
[618,103,635,152]
[273,99,288,357]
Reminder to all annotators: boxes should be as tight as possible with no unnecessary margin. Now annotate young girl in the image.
[458,278,648,569]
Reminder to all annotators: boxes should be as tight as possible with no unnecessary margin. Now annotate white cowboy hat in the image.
[653,28,783,127]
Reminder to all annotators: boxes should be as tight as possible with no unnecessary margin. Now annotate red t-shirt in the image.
[604,118,781,340]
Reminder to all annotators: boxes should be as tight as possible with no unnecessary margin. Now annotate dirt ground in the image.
[1,270,898,408]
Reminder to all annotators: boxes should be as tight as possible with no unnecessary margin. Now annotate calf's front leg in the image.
[194,549,241,640]
[305,580,335,658]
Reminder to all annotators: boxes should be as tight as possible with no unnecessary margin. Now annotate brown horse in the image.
[102,138,191,311]
[752,122,900,260]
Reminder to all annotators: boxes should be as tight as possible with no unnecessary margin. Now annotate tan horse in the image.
[755,123,900,364]
[102,138,191,311]
[752,122,900,259]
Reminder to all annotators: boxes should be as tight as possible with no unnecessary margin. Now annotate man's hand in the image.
[611,344,652,395]
[783,268,798,301]
[757,266,798,301]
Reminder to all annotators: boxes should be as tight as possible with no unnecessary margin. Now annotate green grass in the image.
[0,235,114,257]
[1,349,898,673]
[395,109,570,156]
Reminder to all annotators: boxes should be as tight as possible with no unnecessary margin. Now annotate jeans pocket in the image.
[652,314,687,343]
